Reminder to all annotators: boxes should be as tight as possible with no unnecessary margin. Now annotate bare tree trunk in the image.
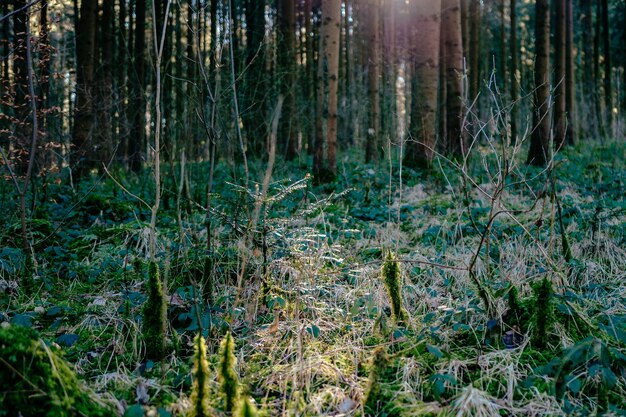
[365,0,381,163]
[278,0,297,159]
[72,0,98,176]
[129,0,146,172]
[565,0,576,145]
[324,0,341,175]
[601,0,612,137]
[98,0,114,165]
[594,0,605,138]
[510,0,518,144]
[554,0,566,149]
[443,0,466,158]
[527,0,551,167]
[404,0,441,169]
[468,0,481,100]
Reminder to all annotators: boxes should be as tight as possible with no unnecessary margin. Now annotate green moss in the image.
[189,334,211,417]
[218,331,239,412]
[381,252,408,326]
[0,324,114,417]
[235,396,259,417]
[363,347,389,416]
[142,261,168,360]
[531,277,555,349]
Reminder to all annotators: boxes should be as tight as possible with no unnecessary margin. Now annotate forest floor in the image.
[1,140,626,416]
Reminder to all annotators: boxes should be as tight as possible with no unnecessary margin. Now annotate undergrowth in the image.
[0,141,625,416]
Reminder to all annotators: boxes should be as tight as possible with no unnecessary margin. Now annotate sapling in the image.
[189,334,211,417]
[218,331,239,412]
[381,252,408,326]
[142,261,167,360]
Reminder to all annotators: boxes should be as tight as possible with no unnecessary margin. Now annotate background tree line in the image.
[1,0,625,183]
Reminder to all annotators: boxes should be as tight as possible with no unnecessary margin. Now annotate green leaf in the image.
[123,404,145,417]
[306,324,320,338]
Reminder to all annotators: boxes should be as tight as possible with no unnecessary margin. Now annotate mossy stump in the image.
[142,261,168,360]
[381,252,408,326]
[218,331,239,413]
[0,324,113,417]
[190,334,211,417]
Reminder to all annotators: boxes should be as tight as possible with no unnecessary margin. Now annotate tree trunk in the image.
[601,0,612,137]
[510,0,518,144]
[72,0,98,176]
[324,0,341,175]
[526,0,550,167]
[564,0,576,145]
[277,0,297,159]
[468,0,481,100]
[129,0,146,172]
[554,0,566,149]
[594,0,605,138]
[404,0,441,169]
[98,0,114,165]
[443,0,466,158]
[365,0,381,163]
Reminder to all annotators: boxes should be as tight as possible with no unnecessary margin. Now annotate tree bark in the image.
[509,0,518,144]
[601,0,612,137]
[365,0,381,163]
[324,0,341,175]
[442,0,465,158]
[404,0,441,169]
[72,0,98,176]
[554,0,566,149]
[277,0,297,159]
[564,0,576,145]
[129,0,146,172]
[526,0,551,167]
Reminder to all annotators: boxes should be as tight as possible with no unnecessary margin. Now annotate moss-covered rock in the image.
[0,324,114,417]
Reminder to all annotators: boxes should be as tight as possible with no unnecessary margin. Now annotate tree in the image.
[442,0,465,158]
[564,0,576,145]
[277,0,297,159]
[129,0,146,172]
[404,0,441,169]
[468,0,481,100]
[313,0,341,180]
[510,0,518,144]
[72,0,98,176]
[526,0,550,167]
[365,0,381,163]
[601,0,612,137]
[554,0,566,149]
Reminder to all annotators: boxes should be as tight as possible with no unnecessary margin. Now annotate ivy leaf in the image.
[306,324,320,338]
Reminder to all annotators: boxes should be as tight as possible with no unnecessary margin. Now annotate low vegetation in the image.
[1,141,626,416]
